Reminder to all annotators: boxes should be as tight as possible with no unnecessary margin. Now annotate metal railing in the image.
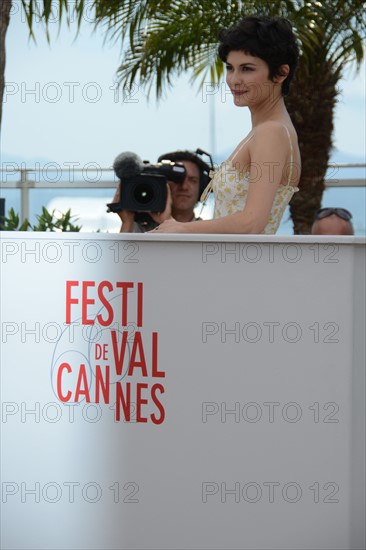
[1,164,365,223]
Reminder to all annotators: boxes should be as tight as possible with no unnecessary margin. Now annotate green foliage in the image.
[0,208,29,231]
[90,0,366,98]
[19,1,365,97]
[20,0,85,41]
[0,206,82,232]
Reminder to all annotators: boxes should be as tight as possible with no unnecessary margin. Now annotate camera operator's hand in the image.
[110,182,172,232]
[111,185,135,232]
[149,184,173,224]
[119,210,135,232]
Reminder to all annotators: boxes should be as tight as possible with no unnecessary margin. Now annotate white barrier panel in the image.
[1,233,365,550]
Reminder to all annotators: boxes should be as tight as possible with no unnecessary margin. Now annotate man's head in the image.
[157,151,211,221]
[311,207,354,235]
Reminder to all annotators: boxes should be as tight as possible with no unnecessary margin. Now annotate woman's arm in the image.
[155,123,294,234]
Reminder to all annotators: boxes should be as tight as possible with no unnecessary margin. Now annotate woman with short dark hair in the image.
[153,15,302,235]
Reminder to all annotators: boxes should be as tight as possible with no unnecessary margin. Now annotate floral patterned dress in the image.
[201,126,299,234]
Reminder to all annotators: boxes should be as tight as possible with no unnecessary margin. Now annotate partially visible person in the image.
[156,150,211,223]
[311,207,354,235]
[111,150,211,232]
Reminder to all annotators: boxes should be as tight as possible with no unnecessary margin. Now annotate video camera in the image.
[107,152,186,213]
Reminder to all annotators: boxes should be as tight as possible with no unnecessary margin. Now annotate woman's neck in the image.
[250,95,288,127]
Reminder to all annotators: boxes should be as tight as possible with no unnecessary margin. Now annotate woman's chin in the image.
[233,96,248,107]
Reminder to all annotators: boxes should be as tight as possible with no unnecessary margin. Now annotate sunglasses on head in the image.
[315,208,353,221]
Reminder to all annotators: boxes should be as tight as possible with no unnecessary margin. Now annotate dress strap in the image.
[200,173,214,204]
[200,135,253,204]
[283,125,294,186]
[230,134,254,162]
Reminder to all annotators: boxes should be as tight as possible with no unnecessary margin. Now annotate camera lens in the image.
[133,183,155,205]
[121,174,166,211]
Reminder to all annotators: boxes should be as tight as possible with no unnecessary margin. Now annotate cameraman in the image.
[111,150,211,232]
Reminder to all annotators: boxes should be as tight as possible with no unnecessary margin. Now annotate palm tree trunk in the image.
[0,0,12,132]
[285,56,339,234]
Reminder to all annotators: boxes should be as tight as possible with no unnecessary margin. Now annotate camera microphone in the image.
[113,151,144,180]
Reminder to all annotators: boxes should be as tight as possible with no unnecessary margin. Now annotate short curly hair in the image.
[218,16,299,96]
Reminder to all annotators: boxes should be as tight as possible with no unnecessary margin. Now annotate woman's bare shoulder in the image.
[252,121,299,153]
[253,120,292,137]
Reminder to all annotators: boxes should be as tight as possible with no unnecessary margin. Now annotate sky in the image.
[1,1,366,170]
